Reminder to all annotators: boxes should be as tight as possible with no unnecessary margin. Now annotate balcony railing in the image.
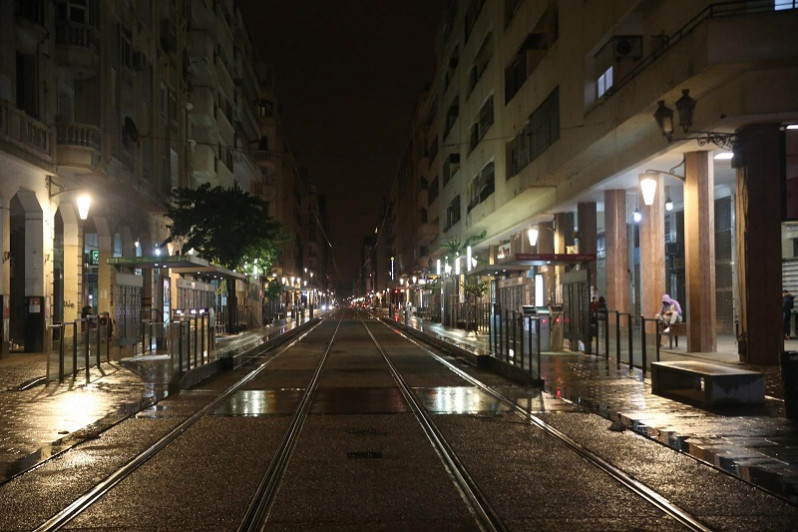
[57,122,101,150]
[55,21,98,50]
[0,99,53,163]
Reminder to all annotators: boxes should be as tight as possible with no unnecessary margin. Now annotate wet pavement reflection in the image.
[212,389,304,416]
[414,386,508,415]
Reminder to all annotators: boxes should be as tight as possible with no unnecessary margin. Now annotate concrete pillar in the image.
[554,212,574,303]
[604,190,629,313]
[639,174,666,318]
[578,202,597,294]
[95,217,112,316]
[538,221,555,305]
[60,205,81,322]
[735,124,784,365]
[684,151,716,353]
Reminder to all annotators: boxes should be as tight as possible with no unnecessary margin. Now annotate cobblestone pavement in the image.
[398,316,798,505]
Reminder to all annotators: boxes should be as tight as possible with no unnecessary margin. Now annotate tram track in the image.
[33,317,331,532]
[377,318,714,532]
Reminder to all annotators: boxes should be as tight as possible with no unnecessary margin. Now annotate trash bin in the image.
[781,351,798,419]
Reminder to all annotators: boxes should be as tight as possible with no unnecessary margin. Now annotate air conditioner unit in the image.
[613,36,642,60]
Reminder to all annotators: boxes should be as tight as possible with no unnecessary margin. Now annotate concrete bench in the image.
[651,360,765,407]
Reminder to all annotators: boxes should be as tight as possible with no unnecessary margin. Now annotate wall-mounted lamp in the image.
[654,89,738,150]
[665,197,674,211]
[527,227,539,247]
[640,173,658,206]
[633,208,642,223]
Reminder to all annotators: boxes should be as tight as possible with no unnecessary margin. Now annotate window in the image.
[259,135,269,150]
[469,96,494,151]
[505,0,523,26]
[468,161,495,212]
[159,82,168,119]
[470,33,493,94]
[443,153,460,186]
[444,48,458,91]
[445,195,462,231]
[507,87,559,178]
[505,31,552,103]
[596,65,613,98]
[775,0,794,10]
[429,176,440,204]
[420,208,428,224]
[464,0,486,43]
[444,97,459,139]
[428,136,438,162]
[113,233,123,258]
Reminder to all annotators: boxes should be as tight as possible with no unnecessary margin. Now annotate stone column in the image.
[684,152,716,353]
[735,124,784,365]
[578,202,597,294]
[538,221,555,305]
[604,190,629,314]
[639,174,666,319]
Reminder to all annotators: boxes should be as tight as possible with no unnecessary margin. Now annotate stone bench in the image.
[651,360,765,407]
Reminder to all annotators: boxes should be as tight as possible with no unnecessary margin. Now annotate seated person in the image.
[655,294,682,334]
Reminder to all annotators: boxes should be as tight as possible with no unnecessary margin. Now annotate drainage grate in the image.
[346,451,383,460]
[346,427,379,436]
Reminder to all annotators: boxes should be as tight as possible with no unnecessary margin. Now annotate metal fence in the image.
[168,309,214,373]
[46,313,113,384]
[455,301,491,334]
[488,307,544,382]
[590,310,662,376]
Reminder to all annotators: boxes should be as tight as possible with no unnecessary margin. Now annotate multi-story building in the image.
[389,0,798,365]
[0,0,307,354]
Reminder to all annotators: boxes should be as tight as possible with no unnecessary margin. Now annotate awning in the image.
[473,253,596,275]
[106,255,246,281]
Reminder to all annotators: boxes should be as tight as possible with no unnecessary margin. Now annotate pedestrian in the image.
[655,294,682,334]
[783,290,794,340]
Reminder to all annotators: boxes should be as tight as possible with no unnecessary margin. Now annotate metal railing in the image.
[169,309,214,373]
[488,307,544,382]
[591,310,664,377]
[46,313,112,384]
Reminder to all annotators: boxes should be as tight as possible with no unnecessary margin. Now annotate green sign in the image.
[89,249,100,265]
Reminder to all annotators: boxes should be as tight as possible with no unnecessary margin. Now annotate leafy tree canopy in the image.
[165,183,286,274]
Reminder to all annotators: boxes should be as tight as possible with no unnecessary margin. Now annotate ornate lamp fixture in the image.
[654,89,738,150]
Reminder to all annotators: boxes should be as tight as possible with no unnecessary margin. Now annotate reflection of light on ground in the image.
[53,390,105,434]
[424,386,500,414]
[222,390,278,415]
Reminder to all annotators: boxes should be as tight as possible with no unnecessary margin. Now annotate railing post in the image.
[641,317,647,376]
[84,320,90,384]
[616,313,622,365]
[58,325,65,383]
[178,322,184,372]
[603,311,609,360]
[527,315,533,372]
[627,314,634,369]
[95,317,101,369]
[201,311,206,363]
[536,316,542,382]
[72,321,78,378]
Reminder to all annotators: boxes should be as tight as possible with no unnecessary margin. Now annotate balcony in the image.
[0,99,54,167]
[56,122,101,169]
[55,21,99,79]
[189,0,214,30]
[188,86,215,129]
[188,30,214,86]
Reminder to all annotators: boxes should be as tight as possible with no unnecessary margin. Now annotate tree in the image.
[165,183,286,332]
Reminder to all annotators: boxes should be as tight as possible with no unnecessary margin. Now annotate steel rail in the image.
[359,315,507,532]
[382,320,715,532]
[34,319,325,532]
[238,311,344,531]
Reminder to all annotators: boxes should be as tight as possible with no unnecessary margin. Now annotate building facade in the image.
[0,0,314,354]
[386,0,798,364]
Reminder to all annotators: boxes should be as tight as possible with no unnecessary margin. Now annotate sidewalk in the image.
[0,317,308,484]
[397,315,798,505]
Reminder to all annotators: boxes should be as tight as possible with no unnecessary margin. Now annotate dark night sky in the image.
[241,1,444,294]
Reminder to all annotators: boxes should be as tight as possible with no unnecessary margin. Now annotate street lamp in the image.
[653,89,738,150]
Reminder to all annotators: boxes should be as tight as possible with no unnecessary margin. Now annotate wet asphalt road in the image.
[2,311,797,530]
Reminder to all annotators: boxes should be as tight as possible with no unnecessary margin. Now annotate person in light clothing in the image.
[655,294,682,334]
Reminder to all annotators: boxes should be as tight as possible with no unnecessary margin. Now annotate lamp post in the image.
[76,194,92,315]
